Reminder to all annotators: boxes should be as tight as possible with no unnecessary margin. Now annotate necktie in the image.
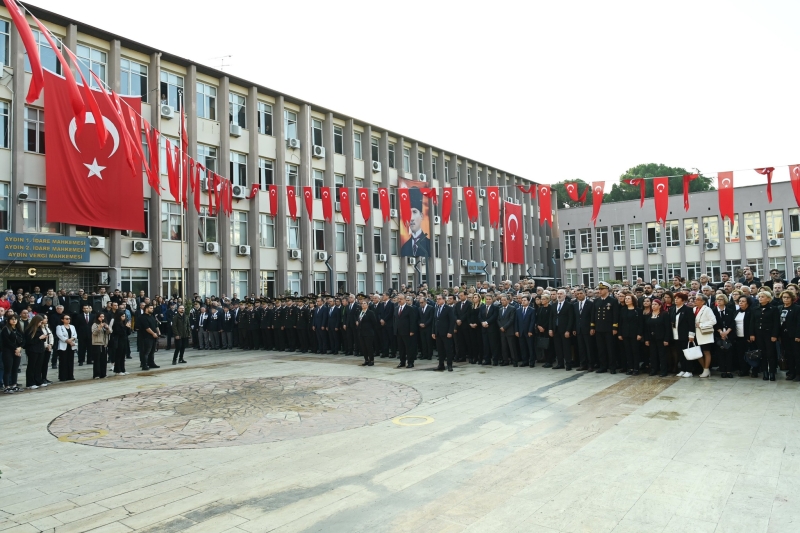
[580,302,583,314]
[360,312,365,321]
[502,307,505,316]
[437,306,441,317]
[558,303,562,313]
[86,314,89,324]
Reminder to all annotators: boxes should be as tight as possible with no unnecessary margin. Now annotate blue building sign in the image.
[0,233,90,262]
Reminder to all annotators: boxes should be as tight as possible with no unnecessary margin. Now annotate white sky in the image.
[25,0,800,191]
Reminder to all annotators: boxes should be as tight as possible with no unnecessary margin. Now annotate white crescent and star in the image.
[541,187,549,196]
[466,189,473,197]
[793,167,800,178]
[380,190,387,196]
[360,192,367,200]
[594,186,602,194]
[507,214,519,240]
[489,191,496,199]
[305,190,311,198]
[721,178,731,188]
[566,184,574,193]
[656,183,665,193]
[84,158,106,179]
[322,191,329,198]
[69,112,119,157]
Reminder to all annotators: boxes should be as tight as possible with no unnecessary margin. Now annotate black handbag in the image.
[744,348,762,367]
[536,336,550,350]
[716,336,732,350]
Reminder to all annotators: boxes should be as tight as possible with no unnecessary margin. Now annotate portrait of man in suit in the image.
[399,182,431,257]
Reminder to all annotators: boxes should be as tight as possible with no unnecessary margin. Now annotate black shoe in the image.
[649,371,657,376]
[492,361,498,366]
[447,364,453,372]
[361,362,369,366]
[633,370,640,376]
[407,363,414,369]
[625,370,633,375]
[610,369,617,375]
[150,364,160,369]
[396,363,406,368]
[787,373,795,380]
[659,373,668,377]
[543,363,552,368]
[142,366,149,371]
[126,355,133,359]
[78,362,84,366]
[436,365,445,371]
[596,368,607,374]
[172,360,177,365]
[794,375,800,382]
[738,370,748,377]
[769,373,776,381]
[389,355,396,359]
[552,365,564,370]
[763,372,769,380]
[565,366,572,371]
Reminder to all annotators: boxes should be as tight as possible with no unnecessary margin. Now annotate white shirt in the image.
[735,311,746,337]
[672,305,682,340]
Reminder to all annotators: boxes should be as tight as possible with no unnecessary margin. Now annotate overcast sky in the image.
[24,0,800,191]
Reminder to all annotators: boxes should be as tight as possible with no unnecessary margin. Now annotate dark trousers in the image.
[2,351,15,387]
[173,337,187,361]
[359,335,374,363]
[249,330,261,350]
[26,350,43,387]
[500,334,518,364]
[595,331,616,370]
[482,330,500,364]
[261,329,272,350]
[622,337,639,370]
[397,334,416,364]
[222,331,234,349]
[91,345,107,378]
[162,323,172,349]
[757,334,777,374]
[315,328,328,354]
[553,333,572,368]
[78,336,91,364]
[238,328,250,349]
[112,338,126,374]
[297,329,309,352]
[41,350,51,381]
[419,329,434,359]
[518,333,534,365]
[328,328,340,353]
[576,333,594,367]
[649,342,668,374]
[436,334,454,366]
[380,326,391,356]
[57,348,74,381]
[346,327,357,355]
[191,327,199,349]
[468,328,481,362]
[717,340,733,373]
[139,335,156,368]
[456,325,469,361]
[782,334,797,375]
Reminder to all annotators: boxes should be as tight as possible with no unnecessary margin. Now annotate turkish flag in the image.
[63,46,107,148]
[165,141,179,202]
[43,70,144,232]
[6,0,43,104]
[421,187,438,205]
[565,182,579,202]
[287,186,298,220]
[790,166,800,207]
[208,173,216,216]
[683,174,698,210]
[718,172,734,223]
[399,187,411,227]
[623,178,645,207]
[503,201,524,264]
[464,187,478,222]
[339,188,351,224]
[358,187,371,221]
[143,121,160,193]
[755,168,775,203]
[517,185,535,195]
[192,161,203,213]
[379,187,390,223]
[579,186,588,205]
[591,182,604,226]
[302,186,314,221]
[487,186,500,228]
[441,188,453,224]
[538,185,552,227]
[321,186,333,222]
[268,184,278,217]
[221,180,232,216]
[653,176,669,224]
[248,182,259,200]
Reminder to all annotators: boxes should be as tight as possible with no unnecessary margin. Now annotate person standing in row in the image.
[91,314,110,379]
[515,296,535,367]
[550,289,575,370]
[395,295,418,368]
[670,292,696,378]
[172,305,190,364]
[418,295,434,360]
[592,281,620,374]
[618,295,642,375]
[109,309,129,375]
[56,314,77,382]
[433,294,455,371]
[573,288,595,370]
[138,304,160,371]
[498,295,518,366]
[644,299,671,377]
[356,299,378,366]
[480,293,500,365]
[24,315,48,389]
[2,315,24,393]
[753,291,780,381]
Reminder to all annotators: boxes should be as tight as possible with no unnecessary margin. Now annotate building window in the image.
[371,137,379,162]
[458,201,463,224]
[631,265,645,282]
[372,181,380,207]
[726,260,741,278]
[259,214,275,248]
[196,82,216,120]
[684,218,699,245]
[314,272,326,295]
[199,270,219,298]
[723,214,739,243]
[0,101,9,149]
[258,158,274,189]
[196,144,217,174]
[375,273,384,294]
[284,110,298,140]
[646,222,661,249]
[24,107,45,154]
[336,273,347,293]
[24,29,61,75]
[790,209,800,238]
[705,261,721,283]
[581,270,594,287]
[229,93,246,128]
[596,226,609,252]
[747,259,764,278]
[566,269,578,286]
[665,220,680,247]
[611,225,625,251]
[629,223,643,250]
[432,159,437,181]
[391,230,398,256]
[563,230,576,255]
[314,221,325,250]
[743,212,760,241]
[257,102,272,135]
[121,269,148,295]
[286,164,298,193]
[335,174,345,201]
[230,211,247,246]
[260,271,275,298]
[162,269,182,298]
[649,264,663,284]
[335,223,346,252]
[418,152,424,174]
[287,272,301,295]
[447,236,452,257]
[122,200,149,239]
[21,186,58,233]
[312,119,323,146]
[313,170,324,199]
[160,71,183,110]
[434,235,440,256]
[332,125,344,154]
[703,216,719,244]
[579,229,591,253]
[198,208,217,243]
[765,210,784,240]
[666,263,681,280]
[288,217,300,249]
[231,271,248,297]
[686,262,701,281]
[0,20,8,67]
[161,202,184,241]
[597,267,610,281]
[357,273,366,294]
[0,182,9,230]
[444,160,449,182]
[75,224,109,237]
[769,257,786,276]
[402,149,410,173]
[230,152,247,187]
[388,143,395,168]
[76,44,107,89]
[373,229,382,254]
[353,132,362,159]
[356,226,365,253]
[121,58,148,101]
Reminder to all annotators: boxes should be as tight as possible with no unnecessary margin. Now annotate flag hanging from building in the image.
[754,168,774,203]
[379,187,390,222]
[287,186,298,219]
[247,182,259,200]
[591,182,604,226]
[683,173,698,210]
[358,187,370,221]
[653,176,669,225]
[487,186,500,228]
[623,178,645,207]
[503,201,524,264]
[339,188,351,224]
[321,186,333,222]
[303,186,314,221]
[790,166,800,208]
[464,187,478,222]
[565,182,579,202]
[5,0,44,104]
[718,172,734,222]
[441,187,453,224]
[538,184,552,226]
[268,185,278,217]
[399,187,411,227]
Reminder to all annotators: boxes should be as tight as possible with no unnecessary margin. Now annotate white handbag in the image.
[683,341,703,361]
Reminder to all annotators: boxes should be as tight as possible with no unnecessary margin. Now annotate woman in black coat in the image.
[536,295,553,366]
[733,295,756,377]
[778,291,800,381]
[467,294,482,365]
[752,291,780,381]
[355,300,378,366]
[24,315,48,389]
[644,299,671,377]
[714,294,736,378]
[669,292,696,378]
[2,315,26,393]
[618,295,642,375]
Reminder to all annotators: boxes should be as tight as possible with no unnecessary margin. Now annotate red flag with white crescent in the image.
[358,187,371,221]
[208,173,216,216]
[754,168,775,203]
[441,187,453,224]
[247,182,259,200]
[303,186,314,221]
[339,188,351,224]
[653,176,669,225]
[287,186,298,220]
[487,186,500,228]
[464,187,478,222]
[420,187,438,205]
[579,186,588,205]
[790,166,800,208]
[165,140,179,203]
[193,162,204,213]
[5,0,44,104]
[399,187,411,227]
[538,185,552,226]
[62,46,107,148]
[321,186,333,222]
[718,172,734,223]
[683,173,698,210]
[379,187,390,222]
[565,182,579,202]
[268,184,278,217]
[503,201,524,264]
[591,182,604,226]
[624,178,645,207]
[143,121,160,193]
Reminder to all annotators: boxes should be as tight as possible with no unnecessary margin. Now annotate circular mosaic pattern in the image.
[48,376,421,450]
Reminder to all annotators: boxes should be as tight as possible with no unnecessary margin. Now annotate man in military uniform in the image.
[285,299,297,352]
[248,301,262,350]
[189,301,201,349]
[591,281,620,374]
[274,299,285,351]
[297,298,311,353]
[237,301,250,350]
[260,300,273,351]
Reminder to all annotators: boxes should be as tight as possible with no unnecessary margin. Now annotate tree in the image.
[605,163,714,204]
[551,179,593,209]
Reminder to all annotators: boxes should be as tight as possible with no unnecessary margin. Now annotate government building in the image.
[0,4,556,297]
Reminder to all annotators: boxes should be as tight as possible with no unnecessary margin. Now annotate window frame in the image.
[196,82,217,120]
[257,102,273,135]
[259,213,275,248]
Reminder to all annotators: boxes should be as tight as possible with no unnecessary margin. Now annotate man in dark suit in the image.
[515,296,536,367]
[394,294,419,368]
[453,292,471,362]
[497,294,518,366]
[417,295,434,360]
[73,304,95,365]
[206,305,220,350]
[572,288,595,370]
[379,292,395,358]
[260,301,274,350]
[313,297,329,354]
[479,294,500,365]
[355,300,379,366]
[399,188,430,257]
[343,294,358,355]
[549,288,576,370]
[432,294,455,371]
[327,299,341,354]
[296,299,310,353]
[220,304,235,349]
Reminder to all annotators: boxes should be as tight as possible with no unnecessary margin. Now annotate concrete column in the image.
[439,152,450,285]
[247,86,261,293]
[363,126,374,292]
[480,167,491,279]
[524,182,534,276]
[451,156,462,286]
[344,119,356,292]
[380,132,391,290]
[423,146,435,285]
[148,53,163,296]
[323,112,336,291]
[274,97,288,291]
[490,169,501,285]
[396,136,407,286]
[217,76,231,296]
[107,40,123,292]
[760,211,769,275]
[63,24,78,238]
[9,26,25,234]
[184,66,200,298]
[783,208,793,272]
[411,141,421,286]
[298,104,312,294]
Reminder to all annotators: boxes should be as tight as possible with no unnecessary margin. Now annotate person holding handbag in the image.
[56,315,78,381]
[24,315,48,389]
[644,299,671,377]
[714,294,736,378]
[753,291,780,381]
[778,291,800,381]
[2,315,25,393]
[693,295,718,378]
[734,295,757,377]
[670,292,696,378]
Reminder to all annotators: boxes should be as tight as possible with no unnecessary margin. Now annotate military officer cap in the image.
[597,281,612,290]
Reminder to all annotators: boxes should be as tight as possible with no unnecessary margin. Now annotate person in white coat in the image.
[56,315,78,382]
[693,294,718,378]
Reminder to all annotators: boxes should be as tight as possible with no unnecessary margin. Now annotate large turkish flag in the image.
[503,201,524,264]
[44,70,144,232]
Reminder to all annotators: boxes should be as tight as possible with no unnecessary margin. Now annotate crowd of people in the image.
[1,267,797,394]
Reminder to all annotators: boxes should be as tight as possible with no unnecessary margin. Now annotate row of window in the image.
[563,212,794,255]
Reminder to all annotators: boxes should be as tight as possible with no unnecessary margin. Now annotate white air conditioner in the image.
[237,245,251,256]
[408,257,416,265]
[460,259,468,267]
[418,173,427,182]
[335,202,341,212]
[525,233,529,241]
[446,258,453,266]
[470,222,478,230]
[312,145,325,159]
[563,251,575,260]
[705,242,719,251]
[160,105,175,119]
[372,161,381,173]
[97,271,110,286]
[290,249,301,259]
[647,247,660,254]
[316,251,328,261]
[491,261,499,268]
[231,185,247,199]
[200,178,209,192]
[132,240,150,253]
[204,242,219,254]
[390,209,398,218]
[89,236,105,249]
[229,124,242,137]
[434,216,441,224]
[377,254,387,262]
[479,189,486,198]
[356,252,365,262]
[506,197,513,202]
[286,138,301,149]
[768,238,783,247]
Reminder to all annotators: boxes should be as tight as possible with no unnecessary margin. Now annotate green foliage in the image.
[551,179,592,208]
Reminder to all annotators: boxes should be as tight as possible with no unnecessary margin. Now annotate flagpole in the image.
[178,89,186,304]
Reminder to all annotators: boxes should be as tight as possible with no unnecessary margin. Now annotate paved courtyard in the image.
[1,349,799,533]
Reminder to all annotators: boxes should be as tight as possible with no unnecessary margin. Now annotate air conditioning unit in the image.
[460,259,468,267]
[408,257,416,265]
[470,222,478,230]
[506,197,513,202]
[418,173,427,182]
[491,261,499,268]
[372,161,381,173]
[525,233,529,241]
[563,251,575,260]
[312,145,325,159]
[286,138,301,149]
[705,242,719,251]
[647,247,660,254]
[390,209,398,218]
[768,238,783,247]
[479,189,486,198]
[204,242,219,254]
[356,252,365,262]
[377,254,387,262]
[335,202,341,212]
[447,258,453,266]
[316,251,328,261]
[132,240,150,253]
[229,124,242,137]
[160,105,174,119]
[231,185,247,198]
[89,236,105,249]
[499,228,504,235]
[434,216,441,224]
[237,245,251,256]
[97,271,110,286]
[290,249,301,259]
[200,178,210,192]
